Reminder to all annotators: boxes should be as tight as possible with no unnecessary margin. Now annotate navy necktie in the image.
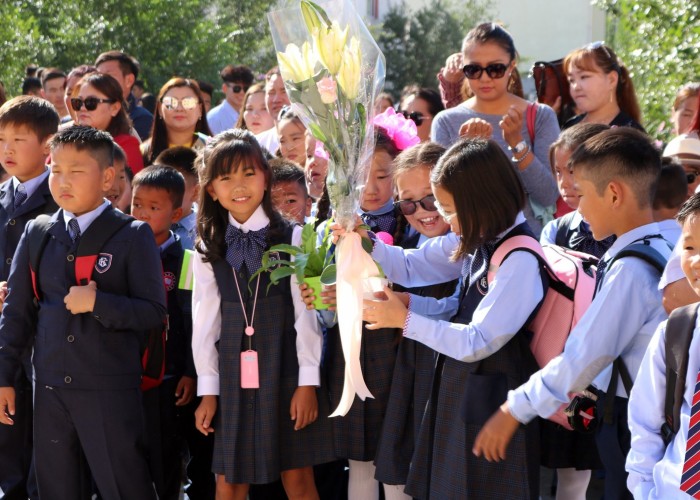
[13,186,27,211]
[468,240,497,287]
[361,212,396,234]
[225,224,268,273]
[594,258,608,296]
[68,218,81,243]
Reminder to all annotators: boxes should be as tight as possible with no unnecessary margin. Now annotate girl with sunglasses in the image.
[373,142,459,497]
[74,72,144,173]
[432,22,560,237]
[563,42,644,131]
[141,78,212,168]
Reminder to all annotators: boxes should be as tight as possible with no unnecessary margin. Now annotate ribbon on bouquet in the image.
[329,231,380,417]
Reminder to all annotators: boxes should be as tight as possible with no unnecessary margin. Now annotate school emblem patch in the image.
[95,253,112,273]
[163,271,176,291]
[476,275,489,296]
[267,251,281,269]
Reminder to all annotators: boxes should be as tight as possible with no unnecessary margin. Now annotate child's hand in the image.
[175,376,196,406]
[459,118,493,140]
[363,286,408,330]
[500,105,525,150]
[290,386,318,431]
[0,281,8,312]
[472,402,521,461]
[300,282,337,310]
[0,387,15,425]
[195,395,217,436]
[441,52,465,84]
[330,216,367,243]
[64,280,97,314]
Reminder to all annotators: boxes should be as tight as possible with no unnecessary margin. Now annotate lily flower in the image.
[277,41,317,84]
[313,21,349,75]
[337,37,362,99]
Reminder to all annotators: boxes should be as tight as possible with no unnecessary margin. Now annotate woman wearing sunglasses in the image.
[141,78,212,167]
[431,22,560,237]
[399,88,444,143]
[73,72,144,173]
[562,42,644,131]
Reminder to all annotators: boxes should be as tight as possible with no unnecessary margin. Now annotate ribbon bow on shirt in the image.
[224,224,268,273]
[361,212,396,235]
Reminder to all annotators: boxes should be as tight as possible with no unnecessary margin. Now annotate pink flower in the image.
[315,141,330,160]
[316,77,338,104]
[372,107,420,150]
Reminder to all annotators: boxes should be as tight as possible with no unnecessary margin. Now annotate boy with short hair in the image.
[104,142,127,208]
[155,146,200,250]
[131,164,202,499]
[653,158,688,246]
[0,125,165,499]
[627,192,700,498]
[40,68,69,121]
[0,95,59,499]
[270,158,312,225]
[474,128,673,499]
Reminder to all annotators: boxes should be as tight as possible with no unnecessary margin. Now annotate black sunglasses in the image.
[71,97,116,111]
[226,83,249,94]
[394,194,437,216]
[688,173,698,184]
[462,63,509,80]
[399,110,429,127]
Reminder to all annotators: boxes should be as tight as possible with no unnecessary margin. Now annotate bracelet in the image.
[511,145,531,164]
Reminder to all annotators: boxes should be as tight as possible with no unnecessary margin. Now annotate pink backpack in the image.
[487,235,598,429]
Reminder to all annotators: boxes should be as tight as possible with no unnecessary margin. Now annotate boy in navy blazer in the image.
[0,126,166,500]
[0,95,59,499]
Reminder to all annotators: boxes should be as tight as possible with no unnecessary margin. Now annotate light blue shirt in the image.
[658,218,681,248]
[62,199,111,235]
[206,99,239,135]
[173,209,197,251]
[12,168,49,201]
[660,239,684,290]
[626,316,700,499]
[508,222,672,423]
[539,211,586,246]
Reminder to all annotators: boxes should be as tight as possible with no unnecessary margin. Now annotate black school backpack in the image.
[27,212,167,391]
[660,302,700,445]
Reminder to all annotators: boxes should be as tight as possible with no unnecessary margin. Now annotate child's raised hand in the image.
[290,386,318,431]
[499,105,525,149]
[175,376,196,406]
[0,387,15,425]
[442,52,465,84]
[459,118,493,140]
[472,402,521,462]
[64,280,97,314]
[194,395,217,436]
[330,215,367,243]
[363,286,408,330]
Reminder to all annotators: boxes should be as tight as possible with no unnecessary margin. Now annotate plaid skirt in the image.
[405,354,540,499]
[323,324,399,462]
[374,337,436,485]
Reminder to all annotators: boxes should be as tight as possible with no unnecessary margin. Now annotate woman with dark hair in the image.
[563,42,644,131]
[73,72,144,172]
[63,65,98,124]
[234,83,274,136]
[399,87,444,142]
[141,78,211,167]
[431,22,560,236]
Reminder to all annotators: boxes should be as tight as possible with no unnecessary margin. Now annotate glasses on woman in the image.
[399,110,430,127]
[433,199,457,223]
[394,194,437,216]
[70,97,115,111]
[462,63,509,80]
[161,96,199,111]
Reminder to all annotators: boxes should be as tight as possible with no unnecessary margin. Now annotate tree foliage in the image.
[374,0,491,99]
[595,0,700,139]
[0,0,278,97]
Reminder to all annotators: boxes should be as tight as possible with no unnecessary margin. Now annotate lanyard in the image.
[231,270,261,350]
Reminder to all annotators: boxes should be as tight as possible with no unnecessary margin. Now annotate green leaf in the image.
[268,243,302,256]
[307,123,328,143]
[269,266,296,285]
[320,264,337,285]
[361,236,374,255]
[305,252,324,276]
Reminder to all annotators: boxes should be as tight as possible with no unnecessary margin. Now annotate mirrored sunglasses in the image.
[394,194,437,216]
[462,63,509,80]
[161,96,200,111]
[70,97,116,111]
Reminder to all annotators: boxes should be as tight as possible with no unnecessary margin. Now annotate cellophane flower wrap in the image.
[268,0,386,416]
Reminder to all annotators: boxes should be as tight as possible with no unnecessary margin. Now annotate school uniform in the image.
[0,201,166,500]
[172,209,197,251]
[192,206,334,485]
[660,239,684,291]
[373,231,459,486]
[658,218,682,247]
[540,210,615,257]
[626,315,700,499]
[0,171,58,500]
[508,222,673,500]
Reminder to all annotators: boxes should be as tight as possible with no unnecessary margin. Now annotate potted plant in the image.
[252,218,336,309]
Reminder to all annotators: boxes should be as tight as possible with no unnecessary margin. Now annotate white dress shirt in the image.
[192,205,323,395]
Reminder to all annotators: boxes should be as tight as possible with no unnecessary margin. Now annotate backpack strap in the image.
[487,235,546,284]
[661,303,700,445]
[71,208,133,285]
[28,214,55,301]
[526,103,537,147]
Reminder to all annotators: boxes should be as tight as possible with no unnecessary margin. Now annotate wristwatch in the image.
[508,140,528,154]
